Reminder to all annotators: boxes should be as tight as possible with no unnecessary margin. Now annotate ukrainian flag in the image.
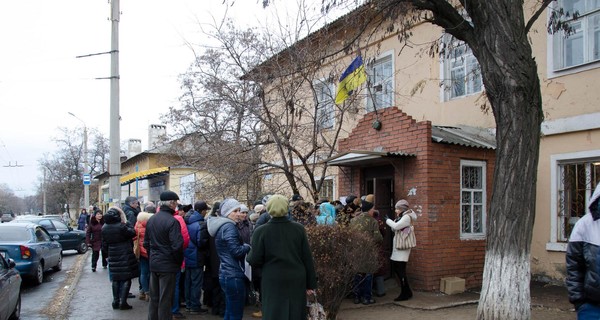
[335,56,367,105]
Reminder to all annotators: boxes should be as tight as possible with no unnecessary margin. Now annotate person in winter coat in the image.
[207,198,251,320]
[566,182,600,318]
[77,208,89,231]
[123,196,141,227]
[134,203,155,301]
[101,206,140,310]
[144,191,184,320]
[385,199,418,301]
[86,210,107,272]
[316,202,337,225]
[203,202,226,316]
[171,204,190,318]
[237,204,252,245]
[350,196,383,305]
[183,201,210,314]
[246,194,317,320]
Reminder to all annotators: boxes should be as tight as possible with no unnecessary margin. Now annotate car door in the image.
[0,255,10,320]
[36,227,61,267]
[51,219,78,250]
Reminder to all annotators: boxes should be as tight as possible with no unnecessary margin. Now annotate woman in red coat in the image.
[86,210,107,272]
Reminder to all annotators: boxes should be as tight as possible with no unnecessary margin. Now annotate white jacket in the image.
[386,210,417,262]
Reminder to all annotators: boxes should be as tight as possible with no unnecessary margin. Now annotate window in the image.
[442,34,482,100]
[552,0,600,71]
[38,219,55,231]
[460,160,486,238]
[366,52,394,112]
[556,158,600,241]
[319,177,335,201]
[35,228,51,242]
[315,81,335,129]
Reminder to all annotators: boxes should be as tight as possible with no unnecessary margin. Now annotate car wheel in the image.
[77,241,88,254]
[53,254,62,271]
[33,263,44,285]
[8,292,21,320]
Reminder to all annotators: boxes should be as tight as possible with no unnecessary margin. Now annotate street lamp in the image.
[68,112,89,210]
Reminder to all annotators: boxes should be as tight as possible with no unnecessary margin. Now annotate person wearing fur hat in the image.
[385,199,418,301]
[246,194,317,320]
[350,195,382,305]
[207,198,251,320]
[101,206,140,310]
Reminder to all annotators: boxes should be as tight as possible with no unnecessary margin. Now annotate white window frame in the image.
[441,34,483,101]
[314,79,335,130]
[366,50,394,112]
[547,149,600,251]
[548,0,600,78]
[318,176,335,201]
[460,160,487,239]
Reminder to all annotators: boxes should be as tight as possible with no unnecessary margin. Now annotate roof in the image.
[327,150,415,167]
[432,125,496,149]
[120,167,170,185]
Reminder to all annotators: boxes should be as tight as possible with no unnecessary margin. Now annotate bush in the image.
[306,224,380,319]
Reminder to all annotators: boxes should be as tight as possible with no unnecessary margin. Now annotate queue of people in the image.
[87,189,419,320]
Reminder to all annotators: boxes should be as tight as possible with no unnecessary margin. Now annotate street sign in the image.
[83,173,91,185]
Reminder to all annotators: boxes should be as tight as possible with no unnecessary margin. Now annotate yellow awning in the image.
[120,167,169,185]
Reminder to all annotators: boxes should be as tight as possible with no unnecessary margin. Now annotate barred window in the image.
[460,160,486,238]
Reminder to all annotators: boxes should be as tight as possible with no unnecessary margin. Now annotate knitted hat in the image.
[290,194,303,202]
[395,199,409,209]
[266,194,288,217]
[194,201,211,212]
[361,200,374,212]
[249,212,260,222]
[220,198,241,218]
[240,204,249,213]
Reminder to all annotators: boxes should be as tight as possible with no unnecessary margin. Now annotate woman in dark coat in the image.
[86,210,107,272]
[102,206,140,310]
[247,194,318,320]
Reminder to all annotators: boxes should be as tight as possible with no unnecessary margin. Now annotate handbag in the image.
[395,224,416,250]
[307,292,327,320]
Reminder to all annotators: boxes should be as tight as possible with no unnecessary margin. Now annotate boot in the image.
[394,277,413,301]
[119,280,133,310]
[111,282,120,309]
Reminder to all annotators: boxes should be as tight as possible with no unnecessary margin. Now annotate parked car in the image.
[0,253,21,320]
[0,213,15,223]
[0,222,62,285]
[12,215,87,254]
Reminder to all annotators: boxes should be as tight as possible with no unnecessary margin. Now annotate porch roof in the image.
[326,150,415,167]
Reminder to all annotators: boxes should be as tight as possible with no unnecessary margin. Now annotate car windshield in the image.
[0,227,31,241]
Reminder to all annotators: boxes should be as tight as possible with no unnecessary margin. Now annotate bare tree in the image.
[254,0,555,318]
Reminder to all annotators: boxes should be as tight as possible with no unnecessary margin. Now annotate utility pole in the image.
[108,0,121,205]
[68,112,89,210]
[43,167,47,214]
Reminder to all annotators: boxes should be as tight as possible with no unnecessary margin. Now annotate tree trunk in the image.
[470,2,544,319]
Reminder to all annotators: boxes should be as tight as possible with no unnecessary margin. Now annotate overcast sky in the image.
[0,0,338,197]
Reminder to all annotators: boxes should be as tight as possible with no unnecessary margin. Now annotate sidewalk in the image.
[67,252,574,319]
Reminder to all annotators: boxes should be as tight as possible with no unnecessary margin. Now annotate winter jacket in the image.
[86,217,104,251]
[386,209,418,262]
[77,213,89,231]
[316,202,336,225]
[123,203,141,228]
[207,215,251,279]
[237,218,252,245]
[566,183,600,308]
[101,209,139,281]
[134,211,153,259]
[247,216,317,320]
[143,205,184,273]
[184,210,209,268]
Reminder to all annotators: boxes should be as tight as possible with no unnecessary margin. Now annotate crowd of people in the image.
[82,190,418,320]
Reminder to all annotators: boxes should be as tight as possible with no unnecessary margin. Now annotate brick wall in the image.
[336,107,495,291]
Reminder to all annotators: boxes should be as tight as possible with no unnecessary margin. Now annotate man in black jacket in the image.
[123,196,141,227]
[144,191,184,320]
[566,182,600,319]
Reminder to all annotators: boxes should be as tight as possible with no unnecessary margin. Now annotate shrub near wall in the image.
[306,225,380,319]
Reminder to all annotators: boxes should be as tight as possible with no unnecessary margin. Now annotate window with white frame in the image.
[319,177,335,201]
[552,0,600,71]
[315,81,335,129]
[556,158,600,242]
[442,34,483,100]
[366,53,394,112]
[460,160,486,238]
